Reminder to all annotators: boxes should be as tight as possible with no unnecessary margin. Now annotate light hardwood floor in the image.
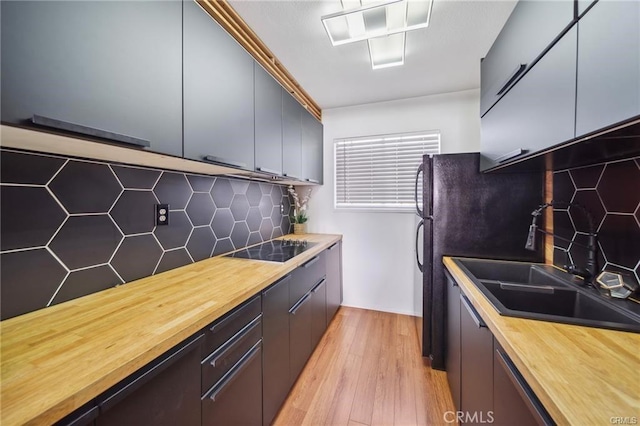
[273,307,456,426]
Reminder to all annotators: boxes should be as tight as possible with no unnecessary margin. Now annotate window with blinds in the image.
[334,130,440,211]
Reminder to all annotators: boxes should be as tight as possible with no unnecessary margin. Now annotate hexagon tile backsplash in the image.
[0,149,294,320]
[553,157,640,286]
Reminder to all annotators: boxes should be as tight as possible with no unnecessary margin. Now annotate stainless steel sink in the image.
[453,258,640,333]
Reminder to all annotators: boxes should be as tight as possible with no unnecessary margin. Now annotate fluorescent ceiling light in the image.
[368,33,405,69]
[322,0,433,46]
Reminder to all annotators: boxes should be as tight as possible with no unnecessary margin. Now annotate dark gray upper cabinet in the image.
[254,63,284,176]
[575,0,640,138]
[480,27,577,171]
[480,0,574,117]
[282,91,303,180]
[183,0,255,171]
[0,0,182,157]
[301,111,324,184]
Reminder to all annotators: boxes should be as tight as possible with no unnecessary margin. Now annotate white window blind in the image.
[335,130,440,211]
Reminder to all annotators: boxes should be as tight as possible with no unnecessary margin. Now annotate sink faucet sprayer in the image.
[525,201,599,286]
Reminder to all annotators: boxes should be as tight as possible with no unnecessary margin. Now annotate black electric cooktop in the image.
[226,239,316,263]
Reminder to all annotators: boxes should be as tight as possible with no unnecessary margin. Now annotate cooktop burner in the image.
[226,239,316,263]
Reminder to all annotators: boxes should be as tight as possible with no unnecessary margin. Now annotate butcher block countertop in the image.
[444,256,640,426]
[0,233,342,426]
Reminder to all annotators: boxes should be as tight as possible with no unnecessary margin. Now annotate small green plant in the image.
[293,211,308,224]
[287,185,312,224]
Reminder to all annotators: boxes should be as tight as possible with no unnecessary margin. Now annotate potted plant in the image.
[288,185,312,234]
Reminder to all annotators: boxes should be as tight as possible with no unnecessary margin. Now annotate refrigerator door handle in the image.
[415,219,424,272]
[415,163,424,217]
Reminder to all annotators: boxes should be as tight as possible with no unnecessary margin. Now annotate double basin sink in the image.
[453,258,640,333]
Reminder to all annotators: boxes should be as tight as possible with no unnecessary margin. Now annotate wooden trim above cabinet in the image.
[196,0,322,122]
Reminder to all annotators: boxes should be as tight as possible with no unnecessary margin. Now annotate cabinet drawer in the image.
[290,254,326,307]
[202,295,261,359]
[201,315,262,395]
[480,0,574,116]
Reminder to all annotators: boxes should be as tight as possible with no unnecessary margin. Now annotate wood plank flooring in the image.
[273,307,456,426]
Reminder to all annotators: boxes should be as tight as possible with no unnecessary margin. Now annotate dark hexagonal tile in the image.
[187,227,216,262]
[230,222,250,249]
[553,247,570,269]
[186,193,216,226]
[155,249,192,274]
[271,205,281,226]
[271,186,283,206]
[51,265,122,306]
[246,207,262,232]
[569,164,604,189]
[49,215,122,270]
[111,165,161,190]
[49,160,121,214]
[153,172,192,210]
[567,233,605,275]
[247,231,262,246]
[154,210,192,250]
[259,195,274,217]
[271,226,283,239]
[570,190,605,233]
[283,194,291,212]
[635,261,640,285]
[187,174,215,193]
[230,194,250,221]
[212,208,234,240]
[260,218,273,242]
[553,209,574,250]
[552,171,575,205]
[598,160,640,213]
[259,183,273,195]
[211,178,234,208]
[280,215,292,235]
[0,248,67,320]
[599,215,640,269]
[111,234,163,282]
[1,151,65,184]
[213,238,234,256]
[246,182,262,207]
[1,186,67,251]
[230,179,249,194]
[110,190,158,235]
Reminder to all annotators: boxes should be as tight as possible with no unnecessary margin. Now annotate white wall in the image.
[305,89,481,316]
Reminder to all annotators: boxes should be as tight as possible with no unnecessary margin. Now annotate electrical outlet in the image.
[280,203,285,214]
[156,204,169,226]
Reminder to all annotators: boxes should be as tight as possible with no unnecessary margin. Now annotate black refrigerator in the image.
[414,152,544,370]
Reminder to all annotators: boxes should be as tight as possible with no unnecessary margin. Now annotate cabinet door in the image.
[0,0,182,157]
[282,91,303,180]
[576,0,640,137]
[325,242,343,322]
[97,335,202,426]
[255,63,283,176]
[310,278,327,349]
[480,0,574,116]
[445,272,461,411]
[262,275,291,426]
[460,295,493,425]
[201,343,262,426]
[183,0,254,170]
[480,27,577,171]
[289,293,312,387]
[301,110,323,184]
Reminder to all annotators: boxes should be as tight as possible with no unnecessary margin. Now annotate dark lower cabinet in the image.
[325,242,343,322]
[459,295,493,425]
[288,292,313,387]
[445,271,461,411]
[96,335,203,426]
[0,0,183,157]
[201,342,263,426]
[310,278,327,349]
[262,275,292,426]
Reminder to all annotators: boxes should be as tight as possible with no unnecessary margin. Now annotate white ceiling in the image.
[228,0,516,110]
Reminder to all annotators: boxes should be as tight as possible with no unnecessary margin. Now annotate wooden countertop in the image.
[444,256,640,425]
[0,233,342,426]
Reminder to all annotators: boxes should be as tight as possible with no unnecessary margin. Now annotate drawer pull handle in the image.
[461,295,486,328]
[256,166,282,175]
[496,63,527,96]
[327,243,338,251]
[31,114,150,148]
[203,155,247,170]
[305,178,320,184]
[289,292,311,315]
[495,148,528,163]
[311,278,326,293]
[302,256,319,268]
[208,315,261,368]
[209,296,259,333]
[282,173,301,180]
[207,340,262,402]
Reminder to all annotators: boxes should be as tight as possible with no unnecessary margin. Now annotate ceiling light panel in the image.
[368,32,405,69]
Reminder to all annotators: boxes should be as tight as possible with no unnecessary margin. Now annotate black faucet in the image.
[525,201,599,286]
